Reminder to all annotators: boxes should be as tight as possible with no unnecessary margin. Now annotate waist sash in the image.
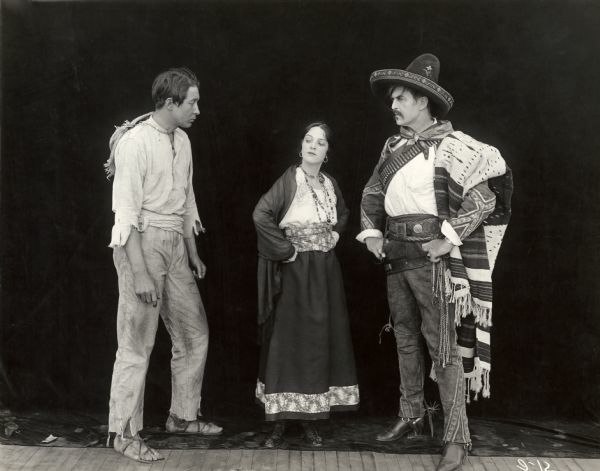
[138,209,184,234]
[284,222,335,252]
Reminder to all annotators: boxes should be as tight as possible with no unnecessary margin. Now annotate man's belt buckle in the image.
[413,223,423,234]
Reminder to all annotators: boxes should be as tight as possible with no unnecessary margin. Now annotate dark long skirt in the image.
[256,250,359,421]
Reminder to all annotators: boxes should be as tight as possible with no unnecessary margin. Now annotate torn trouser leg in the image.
[160,236,208,421]
[108,227,209,436]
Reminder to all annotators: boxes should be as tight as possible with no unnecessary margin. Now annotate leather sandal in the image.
[165,414,223,435]
[114,434,163,463]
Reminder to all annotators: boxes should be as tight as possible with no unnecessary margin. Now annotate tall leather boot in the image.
[436,442,466,471]
[376,416,425,442]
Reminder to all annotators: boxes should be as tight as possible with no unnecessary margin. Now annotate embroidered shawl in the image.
[433,131,513,400]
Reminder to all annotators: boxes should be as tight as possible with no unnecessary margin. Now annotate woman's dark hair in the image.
[152,67,199,109]
[303,122,332,145]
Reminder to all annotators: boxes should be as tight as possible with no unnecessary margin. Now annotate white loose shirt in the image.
[109,117,203,248]
[356,139,461,245]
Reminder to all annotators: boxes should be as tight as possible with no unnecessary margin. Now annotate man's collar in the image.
[146,115,176,135]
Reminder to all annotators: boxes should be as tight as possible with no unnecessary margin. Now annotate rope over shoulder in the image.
[103,112,153,179]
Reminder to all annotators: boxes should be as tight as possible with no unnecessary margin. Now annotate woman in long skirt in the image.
[252,122,359,447]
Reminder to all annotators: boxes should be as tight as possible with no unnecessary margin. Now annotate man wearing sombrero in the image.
[357,54,512,470]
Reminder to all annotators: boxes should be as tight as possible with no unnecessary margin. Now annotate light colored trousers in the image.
[108,226,209,436]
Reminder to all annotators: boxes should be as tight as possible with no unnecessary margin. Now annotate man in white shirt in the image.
[358,54,511,471]
[107,68,222,463]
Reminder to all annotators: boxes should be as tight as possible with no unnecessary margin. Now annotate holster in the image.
[383,214,442,275]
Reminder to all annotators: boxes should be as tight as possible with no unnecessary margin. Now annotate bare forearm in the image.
[124,229,148,275]
[184,236,199,260]
[184,236,207,279]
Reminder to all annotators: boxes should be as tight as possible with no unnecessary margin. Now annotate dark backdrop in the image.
[2,0,599,422]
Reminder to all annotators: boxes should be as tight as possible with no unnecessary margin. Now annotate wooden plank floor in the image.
[1,445,599,471]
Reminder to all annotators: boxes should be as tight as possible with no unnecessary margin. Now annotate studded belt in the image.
[385,214,441,242]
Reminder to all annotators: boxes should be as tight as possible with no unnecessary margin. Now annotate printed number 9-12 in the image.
[516,458,555,471]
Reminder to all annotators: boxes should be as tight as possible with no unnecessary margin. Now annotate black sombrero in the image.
[370,53,454,117]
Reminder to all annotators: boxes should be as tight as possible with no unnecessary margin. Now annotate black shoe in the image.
[376,416,425,442]
[301,422,323,447]
[436,442,466,471]
[263,422,286,448]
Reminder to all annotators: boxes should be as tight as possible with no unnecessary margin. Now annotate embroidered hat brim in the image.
[370,69,454,117]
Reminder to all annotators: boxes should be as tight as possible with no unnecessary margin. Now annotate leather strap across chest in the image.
[378,139,441,190]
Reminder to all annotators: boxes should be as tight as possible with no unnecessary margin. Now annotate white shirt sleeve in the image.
[356,228,384,244]
[441,220,463,246]
[109,137,145,248]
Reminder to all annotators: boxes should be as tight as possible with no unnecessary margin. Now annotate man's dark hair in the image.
[152,67,199,109]
[388,85,439,119]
